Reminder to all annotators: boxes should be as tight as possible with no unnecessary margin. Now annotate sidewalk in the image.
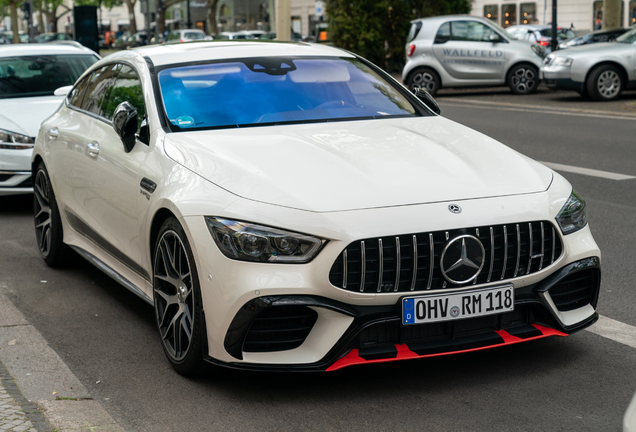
[0,294,125,432]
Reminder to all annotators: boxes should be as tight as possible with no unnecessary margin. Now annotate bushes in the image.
[326,0,472,71]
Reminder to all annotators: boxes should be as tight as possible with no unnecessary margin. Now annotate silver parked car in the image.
[403,15,544,95]
[541,27,636,101]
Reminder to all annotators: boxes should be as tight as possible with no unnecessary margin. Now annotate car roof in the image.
[0,43,96,57]
[132,41,353,67]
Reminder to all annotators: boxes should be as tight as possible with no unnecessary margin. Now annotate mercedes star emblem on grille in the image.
[440,235,485,284]
[448,204,462,214]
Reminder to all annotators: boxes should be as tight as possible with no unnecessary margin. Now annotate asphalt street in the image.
[1,87,635,431]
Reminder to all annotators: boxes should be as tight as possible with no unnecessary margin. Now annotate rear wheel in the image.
[407,67,440,96]
[586,65,623,101]
[33,162,71,267]
[507,64,539,94]
[153,217,207,375]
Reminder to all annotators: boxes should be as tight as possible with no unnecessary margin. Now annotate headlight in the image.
[556,190,587,235]
[205,217,326,263]
[553,57,573,67]
[0,129,35,150]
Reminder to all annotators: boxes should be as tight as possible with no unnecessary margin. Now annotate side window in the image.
[105,65,146,132]
[434,22,451,44]
[451,21,496,42]
[82,64,119,118]
[68,74,91,108]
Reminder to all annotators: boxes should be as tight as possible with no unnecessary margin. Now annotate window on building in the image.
[502,4,517,27]
[631,1,636,26]
[484,5,499,23]
[594,1,625,29]
[520,3,536,24]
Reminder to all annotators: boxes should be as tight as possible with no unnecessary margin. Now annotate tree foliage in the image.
[326,0,472,71]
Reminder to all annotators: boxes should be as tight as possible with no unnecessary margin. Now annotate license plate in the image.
[402,285,514,325]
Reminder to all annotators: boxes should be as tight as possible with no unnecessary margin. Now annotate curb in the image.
[0,359,51,432]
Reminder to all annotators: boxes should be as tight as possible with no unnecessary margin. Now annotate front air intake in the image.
[243,306,318,353]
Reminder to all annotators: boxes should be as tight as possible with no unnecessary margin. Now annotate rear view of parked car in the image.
[506,24,575,54]
[403,15,544,96]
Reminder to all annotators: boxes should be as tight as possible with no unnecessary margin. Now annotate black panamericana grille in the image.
[243,306,318,353]
[329,221,563,293]
[549,269,598,311]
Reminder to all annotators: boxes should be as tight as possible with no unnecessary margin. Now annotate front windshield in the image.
[0,54,98,99]
[158,57,420,130]
[616,28,636,43]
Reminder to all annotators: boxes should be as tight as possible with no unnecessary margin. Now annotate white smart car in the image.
[403,15,545,95]
[0,43,99,196]
[32,41,600,375]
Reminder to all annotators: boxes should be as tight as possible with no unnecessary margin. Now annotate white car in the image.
[0,43,99,196]
[32,41,601,375]
[541,27,636,101]
[403,15,544,95]
[166,29,210,43]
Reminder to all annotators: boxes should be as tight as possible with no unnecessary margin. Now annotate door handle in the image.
[48,128,59,140]
[87,141,100,158]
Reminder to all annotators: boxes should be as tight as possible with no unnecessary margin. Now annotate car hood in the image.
[555,41,629,57]
[164,116,553,213]
[0,95,64,137]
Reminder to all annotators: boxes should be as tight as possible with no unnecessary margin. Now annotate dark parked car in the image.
[35,33,73,43]
[558,27,630,49]
[506,24,575,53]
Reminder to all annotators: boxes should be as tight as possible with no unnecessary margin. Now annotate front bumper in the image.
[0,170,33,196]
[541,66,584,93]
[205,255,600,372]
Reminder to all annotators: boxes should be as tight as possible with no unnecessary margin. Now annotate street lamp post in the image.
[186,0,191,28]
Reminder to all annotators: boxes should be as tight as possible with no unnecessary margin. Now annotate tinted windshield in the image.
[0,54,98,99]
[616,28,636,43]
[158,57,420,131]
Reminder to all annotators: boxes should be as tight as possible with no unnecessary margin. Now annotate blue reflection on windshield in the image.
[158,57,418,130]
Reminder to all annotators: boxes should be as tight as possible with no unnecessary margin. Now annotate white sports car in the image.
[32,41,601,375]
[0,43,99,195]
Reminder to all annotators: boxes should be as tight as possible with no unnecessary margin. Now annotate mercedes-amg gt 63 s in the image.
[32,41,600,375]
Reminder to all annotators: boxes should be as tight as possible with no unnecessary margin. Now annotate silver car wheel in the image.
[411,71,437,93]
[597,70,621,98]
[510,67,537,93]
[154,230,194,362]
[34,169,52,257]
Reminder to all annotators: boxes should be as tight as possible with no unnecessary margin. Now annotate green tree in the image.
[0,0,22,42]
[326,0,472,71]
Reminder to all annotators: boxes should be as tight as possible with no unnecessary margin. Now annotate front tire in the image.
[507,64,539,95]
[33,162,71,267]
[153,217,207,375]
[407,67,441,96]
[586,65,623,101]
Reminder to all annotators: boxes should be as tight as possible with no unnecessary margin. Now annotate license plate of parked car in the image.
[402,285,514,325]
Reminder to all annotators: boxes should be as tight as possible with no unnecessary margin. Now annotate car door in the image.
[432,20,506,80]
[76,64,153,281]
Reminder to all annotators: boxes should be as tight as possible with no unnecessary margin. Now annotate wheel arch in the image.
[149,207,177,265]
[584,61,628,87]
[505,61,539,81]
[406,65,443,88]
[32,154,44,176]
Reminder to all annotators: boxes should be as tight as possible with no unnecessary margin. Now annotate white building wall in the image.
[291,0,317,36]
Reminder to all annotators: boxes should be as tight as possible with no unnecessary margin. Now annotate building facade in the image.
[471,0,636,32]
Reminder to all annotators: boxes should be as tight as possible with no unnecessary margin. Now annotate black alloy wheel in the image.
[33,162,71,267]
[153,217,207,375]
[407,67,441,96]
[507,64,539,94]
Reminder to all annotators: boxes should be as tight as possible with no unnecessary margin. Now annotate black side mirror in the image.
[414,89,440,115]
[113,101,138,153]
